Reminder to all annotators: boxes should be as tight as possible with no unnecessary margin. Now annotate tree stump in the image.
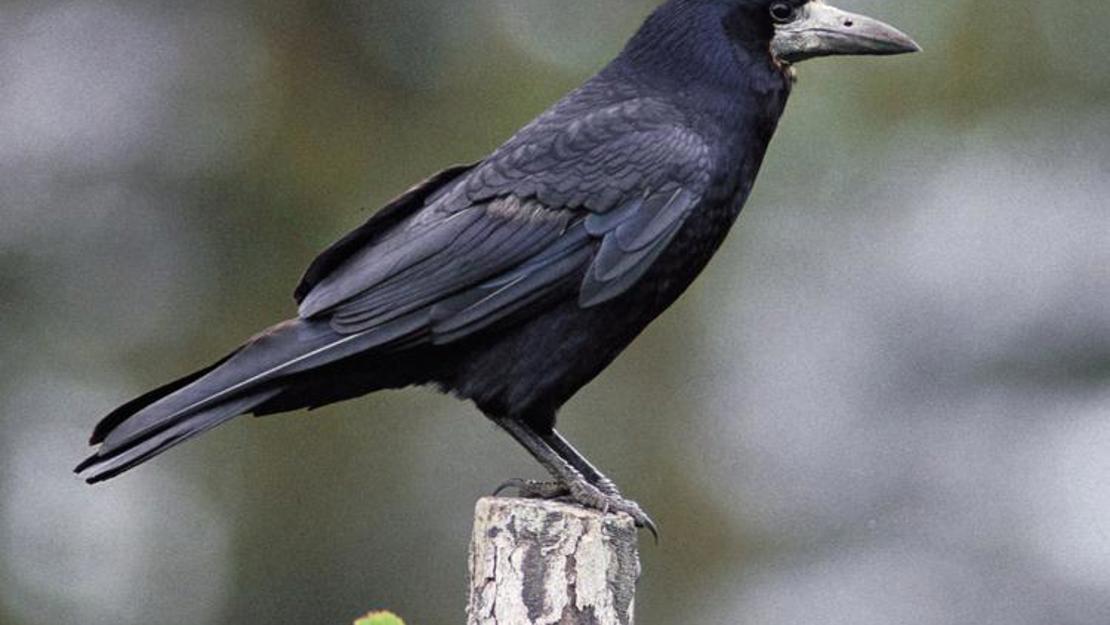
[466,497,641,625]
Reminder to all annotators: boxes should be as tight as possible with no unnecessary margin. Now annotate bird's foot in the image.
[565,479,659,541]
[592,476,622,497]
[494,477,658,541]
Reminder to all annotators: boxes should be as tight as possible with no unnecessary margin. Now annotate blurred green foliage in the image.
[354,610,405,625]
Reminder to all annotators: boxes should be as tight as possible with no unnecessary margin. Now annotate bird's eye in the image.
[769,2,796,23]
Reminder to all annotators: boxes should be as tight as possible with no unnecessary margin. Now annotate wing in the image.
[297,97,711,345]
[301,195,590,337]
[294,163,476,304]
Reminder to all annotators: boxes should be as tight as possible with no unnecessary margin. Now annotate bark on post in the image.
[466,497,641,625]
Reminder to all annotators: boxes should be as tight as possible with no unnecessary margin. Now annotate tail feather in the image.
[89,351,240,445]
[77,388,280,483]
[77,313,426,484]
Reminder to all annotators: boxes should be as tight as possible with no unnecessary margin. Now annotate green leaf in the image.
[354,610,406,625]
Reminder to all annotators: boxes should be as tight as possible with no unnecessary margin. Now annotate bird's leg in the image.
[492,429,620,499]
[493,417,657,537]
[541,429,622,497]
[494,429,619,497]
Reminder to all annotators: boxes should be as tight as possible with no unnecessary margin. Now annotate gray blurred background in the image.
[2,1,1108,624]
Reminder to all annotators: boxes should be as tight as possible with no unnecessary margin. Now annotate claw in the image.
[639,512,661,544]
[608,498,660,543]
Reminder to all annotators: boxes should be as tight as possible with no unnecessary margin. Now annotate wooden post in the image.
[466,497,641,625]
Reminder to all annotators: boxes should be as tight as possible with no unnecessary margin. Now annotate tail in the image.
[76,313,424,483]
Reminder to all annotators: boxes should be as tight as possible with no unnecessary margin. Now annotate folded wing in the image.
[298,98,712,343]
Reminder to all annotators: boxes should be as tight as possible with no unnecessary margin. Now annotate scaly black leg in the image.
[492,417,657,537]
[542,429,621,496]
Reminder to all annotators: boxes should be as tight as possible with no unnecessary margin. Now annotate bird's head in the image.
[621,0,918,89]
[761,0,920,64]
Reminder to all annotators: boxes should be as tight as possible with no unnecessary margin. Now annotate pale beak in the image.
[771,2,921,64]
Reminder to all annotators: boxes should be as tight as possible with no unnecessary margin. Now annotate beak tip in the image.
[886,27,922,55]
[885,33,922,56]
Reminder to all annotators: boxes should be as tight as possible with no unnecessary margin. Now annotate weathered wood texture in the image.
[466,497,641,625]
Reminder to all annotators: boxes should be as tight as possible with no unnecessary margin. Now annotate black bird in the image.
[77,0,918,530]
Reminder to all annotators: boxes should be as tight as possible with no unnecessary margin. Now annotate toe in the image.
[609,499,660,543]
[493,478,527,497]
[494,478,570,500]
